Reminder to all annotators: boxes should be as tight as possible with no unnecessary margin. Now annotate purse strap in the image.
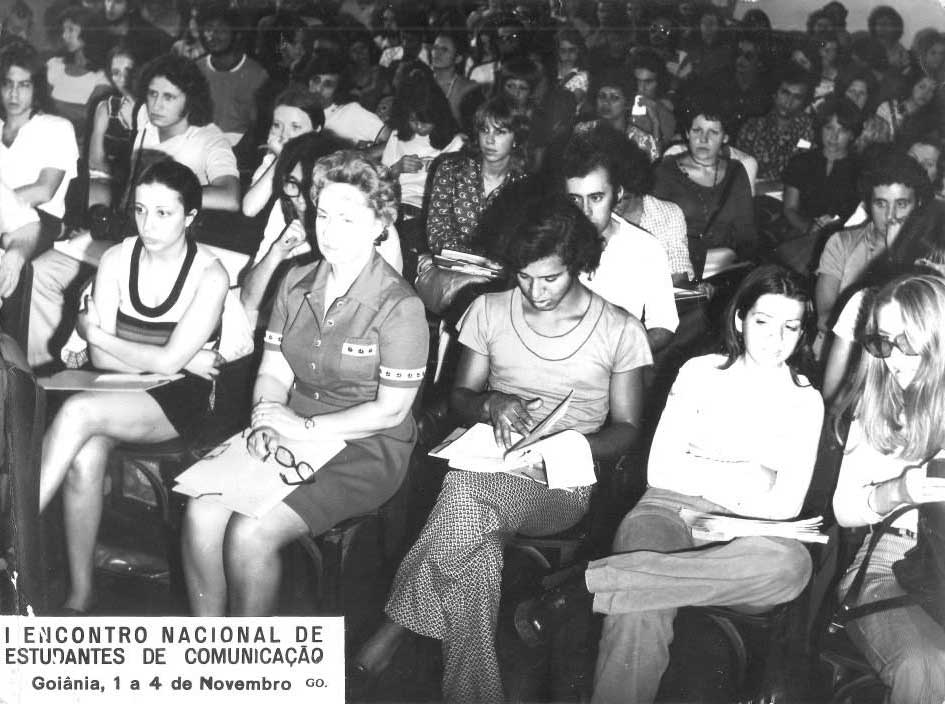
[830,504,917,630]
[699,158,739,239]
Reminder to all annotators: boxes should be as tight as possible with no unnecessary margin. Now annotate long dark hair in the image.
[719,264,816,386]
[272,131,351,235]
[0,41,50,118]
[389,72,458,148]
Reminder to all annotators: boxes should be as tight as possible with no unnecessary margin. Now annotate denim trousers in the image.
[841,533,945,704]
[587,488,812,704]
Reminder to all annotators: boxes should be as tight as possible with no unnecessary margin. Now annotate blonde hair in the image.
[309,150,399,229]
[857,273,945,460]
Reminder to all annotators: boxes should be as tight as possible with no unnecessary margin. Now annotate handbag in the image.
[414,262,492,316]
[690,161,738,281]
[832,459,945,632]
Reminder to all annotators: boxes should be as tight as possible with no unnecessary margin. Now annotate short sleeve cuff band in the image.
[379,365,426,386]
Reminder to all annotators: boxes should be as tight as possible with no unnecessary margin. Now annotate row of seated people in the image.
[21,147,945,704]
[0,10,942,704]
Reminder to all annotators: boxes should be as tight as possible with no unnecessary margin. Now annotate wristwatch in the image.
[304,416,316,431]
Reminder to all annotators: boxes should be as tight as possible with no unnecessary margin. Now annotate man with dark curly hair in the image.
[133,53,239,212]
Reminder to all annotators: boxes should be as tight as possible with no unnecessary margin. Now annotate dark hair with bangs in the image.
[487,186,602,275]
[136,158,203,214]
[592,66,634,105]
[860,148,933,212]
[815,95,864,140]
[867,5,904,42]
[720,264,816,386]
[390,73,458,148]
[58,5,108,70]
[273,86,325,131]
[137,54,214,126]
[629,47,670,98]
[472,96,529,155]
[561,124,624,190]
[679,90,735,136]
[0,41,50,118]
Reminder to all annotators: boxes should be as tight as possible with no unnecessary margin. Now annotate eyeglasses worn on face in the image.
[860,333,919,359]
[244,428,317,486]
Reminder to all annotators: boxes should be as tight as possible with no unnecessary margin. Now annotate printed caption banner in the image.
[0,617,344,703]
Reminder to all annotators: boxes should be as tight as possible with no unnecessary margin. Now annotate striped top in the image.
[115,236,221,348]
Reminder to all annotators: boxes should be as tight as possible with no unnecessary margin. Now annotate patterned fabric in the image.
[386,471,591,703]
[638,195,694,278]
[736,111,815,181]
[425,152,521,255]
[574,118,661,163]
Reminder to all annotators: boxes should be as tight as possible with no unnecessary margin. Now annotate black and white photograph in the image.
[3,0,945,702]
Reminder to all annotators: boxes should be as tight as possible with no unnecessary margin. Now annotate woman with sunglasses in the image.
[183,150,428,617]
[239,132,403,326]
[833,273,945,704]
[38,160,229,615]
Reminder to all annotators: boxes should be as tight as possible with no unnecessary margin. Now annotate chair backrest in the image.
[0,333,46,615]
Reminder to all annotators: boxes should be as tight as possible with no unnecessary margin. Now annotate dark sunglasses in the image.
[245,428,316,486]
[860,333,919,359]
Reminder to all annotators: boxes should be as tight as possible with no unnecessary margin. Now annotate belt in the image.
[875,526,917,540]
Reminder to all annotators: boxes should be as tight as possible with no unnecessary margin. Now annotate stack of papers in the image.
[39,370,183,392]
[679,509,828,544]
[173,431,345,518]
[433,248,504,279]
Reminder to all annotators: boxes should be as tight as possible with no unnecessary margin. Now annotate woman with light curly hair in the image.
[182,150,429,617]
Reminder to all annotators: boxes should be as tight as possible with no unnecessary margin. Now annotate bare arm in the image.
[242,154,276,217]
[815,273,842,333]
[86,253,230,373]
[14,168,65,209]
[0,222,41,299]
[201,175,241,212]
[88,101,111,174]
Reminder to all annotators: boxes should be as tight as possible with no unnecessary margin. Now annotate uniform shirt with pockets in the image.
[264,250,428,442]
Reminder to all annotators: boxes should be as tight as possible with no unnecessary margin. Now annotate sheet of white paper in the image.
[535,430,596,489]
[173,431,345,518]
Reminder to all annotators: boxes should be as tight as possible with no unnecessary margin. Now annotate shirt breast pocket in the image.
[339,336,379,380]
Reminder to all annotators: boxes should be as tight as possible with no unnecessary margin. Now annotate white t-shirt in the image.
[133,106,238,185]
[0,113,78,219]
[579,213,679,333]
[381,131,464,209]
[323,102,385,145]
[253,206,404,274]
[0,182,38,233]
[46,57,108,105]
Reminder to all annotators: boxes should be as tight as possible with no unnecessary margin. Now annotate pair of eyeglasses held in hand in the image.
[244,427,316,486]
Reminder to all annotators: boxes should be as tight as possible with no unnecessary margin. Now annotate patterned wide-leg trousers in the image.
[386,470,591,703]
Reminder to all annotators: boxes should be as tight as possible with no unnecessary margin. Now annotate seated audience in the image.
[643,6,691,89]
[87,43,137,207]
[834,67,892,153]
[907,134,945,200]
[875,71,937,143]
[0,1,32,48]
[910,30,945,87]
[868,5,910,77]
[554,27,589,115]
[100,0,173,64]
[195,3,269,147]
[575,67,659,162]
[345,29,387,112]
[417,97,525,314]
[132,53,240,212]
[629,48,676,148]
[614,139,694,285]
[38,160,229,614]
[46,5,108,147]
[833,272,945,704]
[515,265,823,704]
[777,96,863,273]
[719,32,771,135]
[683,4,734,86]
[242,87,325,218]
[0,42,78,245]
[241,132,403,322]
[815,150,930,342]
[428,28,479,125]
[353,192,649,702]
[562,127,678,354]
[182,150,428,616]
[381,71,463,270]
[737,65,815,182]
[305,52,390,149]
[653,94,755,277]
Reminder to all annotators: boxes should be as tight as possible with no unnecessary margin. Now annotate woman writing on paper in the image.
[352,191,650,702]
[833,273,945,703]
[182,151,429,617]
[38,160,229,615]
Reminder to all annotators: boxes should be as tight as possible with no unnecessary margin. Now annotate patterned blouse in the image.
[425,151,522,255]
[736,111,815,181]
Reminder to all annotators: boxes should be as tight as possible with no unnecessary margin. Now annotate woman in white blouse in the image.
[833,273,945,704]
